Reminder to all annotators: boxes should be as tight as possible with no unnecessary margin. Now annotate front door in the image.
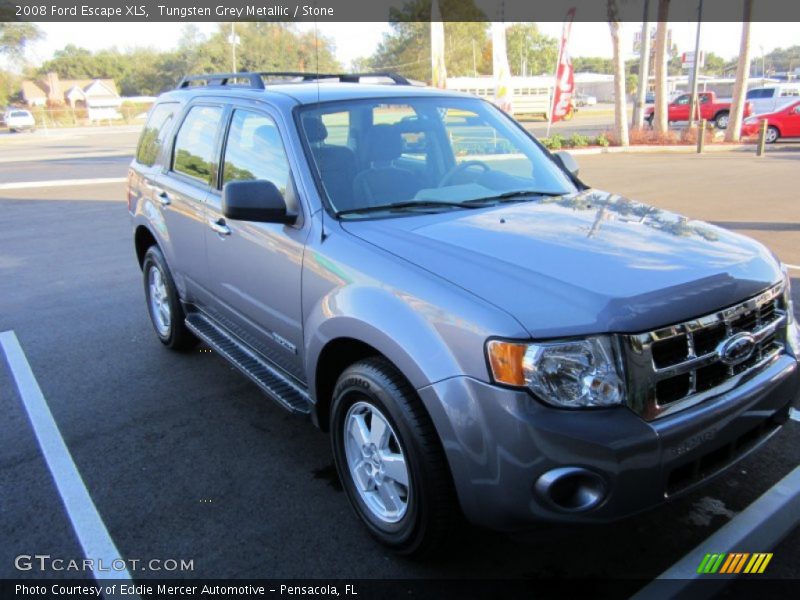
[203,107,309,382]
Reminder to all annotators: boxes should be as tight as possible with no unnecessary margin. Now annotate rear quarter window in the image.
[135,103,178,167]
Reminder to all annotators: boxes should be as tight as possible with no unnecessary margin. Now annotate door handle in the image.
[145,182,170,205]
[208,218,231,236]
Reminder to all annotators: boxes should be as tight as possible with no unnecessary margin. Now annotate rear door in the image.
[203,104,309,382]
[158,103,225,299]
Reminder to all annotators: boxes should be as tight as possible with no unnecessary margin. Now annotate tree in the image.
[0,23,43,65]
[725,0,753,143]
[608,0,629,146]
[573,56,613,74]
[366,0,489,82]
[505,23,557,77]
[632,10,651,129]
[653,1,671,133]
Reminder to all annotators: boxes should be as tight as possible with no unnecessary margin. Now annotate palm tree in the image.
[653,1,671,133]
[608,0,629,145]
[725,0,753,142]
[632,3,652,129]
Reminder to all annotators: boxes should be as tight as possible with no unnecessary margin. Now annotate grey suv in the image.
[129,72,800,555]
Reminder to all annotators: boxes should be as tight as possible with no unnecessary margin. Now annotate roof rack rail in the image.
[176,71,411,90]
[177,72,265,90]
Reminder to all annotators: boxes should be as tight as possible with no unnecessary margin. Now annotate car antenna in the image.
[314,15,328,242]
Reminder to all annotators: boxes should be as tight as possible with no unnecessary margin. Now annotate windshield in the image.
[298,96,578,218]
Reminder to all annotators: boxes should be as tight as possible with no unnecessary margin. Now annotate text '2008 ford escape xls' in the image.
[128,71,800,555]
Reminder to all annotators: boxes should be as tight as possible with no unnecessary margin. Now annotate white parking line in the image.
[0,330,132,583]
[790,407,800,422]
[786,264,800,272]
[631,465,800,599]
[0,177,126,191]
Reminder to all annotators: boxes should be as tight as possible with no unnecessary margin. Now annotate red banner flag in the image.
[550,8,576,124]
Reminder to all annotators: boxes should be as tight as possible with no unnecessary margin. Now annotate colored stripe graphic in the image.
[698,552,773,574]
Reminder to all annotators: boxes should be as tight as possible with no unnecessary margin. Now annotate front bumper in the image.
[418,350,799,531]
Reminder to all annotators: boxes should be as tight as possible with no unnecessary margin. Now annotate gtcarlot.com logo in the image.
[15,554,194,573]
[697,552,773,574]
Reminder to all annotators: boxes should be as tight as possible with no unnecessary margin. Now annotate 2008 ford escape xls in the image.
[128,71,800,555]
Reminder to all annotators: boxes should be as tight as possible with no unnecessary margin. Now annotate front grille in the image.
[623,282,788,420]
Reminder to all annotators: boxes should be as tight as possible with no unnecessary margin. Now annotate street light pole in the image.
[688,0,704,126]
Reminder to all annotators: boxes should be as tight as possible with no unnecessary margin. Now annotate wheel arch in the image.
[134,224,159,268]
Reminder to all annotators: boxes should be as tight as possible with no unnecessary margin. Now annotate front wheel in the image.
[330,358,456,556]
[766,126,780,144]
[142,245,196,350]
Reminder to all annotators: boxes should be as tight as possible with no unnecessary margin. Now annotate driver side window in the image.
[222,110,290,195]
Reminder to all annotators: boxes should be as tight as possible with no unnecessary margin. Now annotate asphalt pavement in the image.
[1,128,799,587]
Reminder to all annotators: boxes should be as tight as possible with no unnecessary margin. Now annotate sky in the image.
[19,21,800,71]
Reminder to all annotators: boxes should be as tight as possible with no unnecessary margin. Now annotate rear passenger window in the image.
[172,105,222,184]
[136,103,177,167]
[222,110,290,194]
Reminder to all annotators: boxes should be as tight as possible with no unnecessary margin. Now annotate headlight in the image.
[486,336,625,408]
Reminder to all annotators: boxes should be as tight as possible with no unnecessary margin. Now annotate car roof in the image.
[161,82,474,107]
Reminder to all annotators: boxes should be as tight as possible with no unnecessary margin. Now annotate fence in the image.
[11,103,153,129]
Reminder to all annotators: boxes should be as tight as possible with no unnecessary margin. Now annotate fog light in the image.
[534,467,607,512]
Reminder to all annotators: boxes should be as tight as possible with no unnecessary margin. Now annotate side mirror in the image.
[554,150,580,178]
[222,180,296,224]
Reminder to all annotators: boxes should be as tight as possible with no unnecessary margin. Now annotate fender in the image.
[304,284,465,399]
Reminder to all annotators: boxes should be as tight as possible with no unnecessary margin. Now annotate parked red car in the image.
[645,91,753,130]
[741,99,800,143]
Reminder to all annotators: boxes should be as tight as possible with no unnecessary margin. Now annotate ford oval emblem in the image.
[718,332,756,366]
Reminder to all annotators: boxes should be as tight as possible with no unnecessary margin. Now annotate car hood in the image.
[341,190,782,338]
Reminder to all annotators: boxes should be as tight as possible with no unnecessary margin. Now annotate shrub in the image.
[594,133,611,147]
[569,133,590,148]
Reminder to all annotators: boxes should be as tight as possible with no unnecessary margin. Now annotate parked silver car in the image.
[128,72,800,555]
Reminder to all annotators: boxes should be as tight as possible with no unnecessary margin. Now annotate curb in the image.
[568,143,759,156]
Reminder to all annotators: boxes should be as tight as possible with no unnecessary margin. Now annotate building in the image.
[21,73,122,121]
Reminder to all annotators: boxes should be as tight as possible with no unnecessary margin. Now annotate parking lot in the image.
[1,128,799,591]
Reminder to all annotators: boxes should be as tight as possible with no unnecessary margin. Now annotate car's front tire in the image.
[330,357,456,556]
[142,245,196,350]
[766,126,780,144]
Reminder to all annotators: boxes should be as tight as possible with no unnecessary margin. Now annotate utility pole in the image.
[633,0,651,128]
[230,22,238,72]
[688,0,704,126]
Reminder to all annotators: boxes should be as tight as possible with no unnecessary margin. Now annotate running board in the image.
[185,312,311,415]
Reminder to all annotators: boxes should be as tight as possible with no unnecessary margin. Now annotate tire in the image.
[142,245,196,350]
[714,111,730,130]
[330,357,456,556]
[766,126,780,144]
[645,116,654,128]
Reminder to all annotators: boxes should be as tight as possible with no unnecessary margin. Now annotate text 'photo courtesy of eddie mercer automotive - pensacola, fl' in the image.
[1,1,800,598]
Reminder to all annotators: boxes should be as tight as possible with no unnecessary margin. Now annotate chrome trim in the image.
[623,282,788,421]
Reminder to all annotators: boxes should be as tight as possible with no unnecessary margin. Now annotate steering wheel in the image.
[439,160,490,187]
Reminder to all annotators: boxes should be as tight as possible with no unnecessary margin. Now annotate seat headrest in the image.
[252,124,280,148]
[302,116,328,143]
[366,124,403,162]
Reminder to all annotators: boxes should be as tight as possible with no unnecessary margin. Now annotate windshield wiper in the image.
[491,189,565,201]
[337,199,491,216]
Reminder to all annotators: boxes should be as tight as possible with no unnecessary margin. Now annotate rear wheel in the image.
[330,357,456,556]
[766,126,780,144]
[142,245,196,350]
[714,111,730,129]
